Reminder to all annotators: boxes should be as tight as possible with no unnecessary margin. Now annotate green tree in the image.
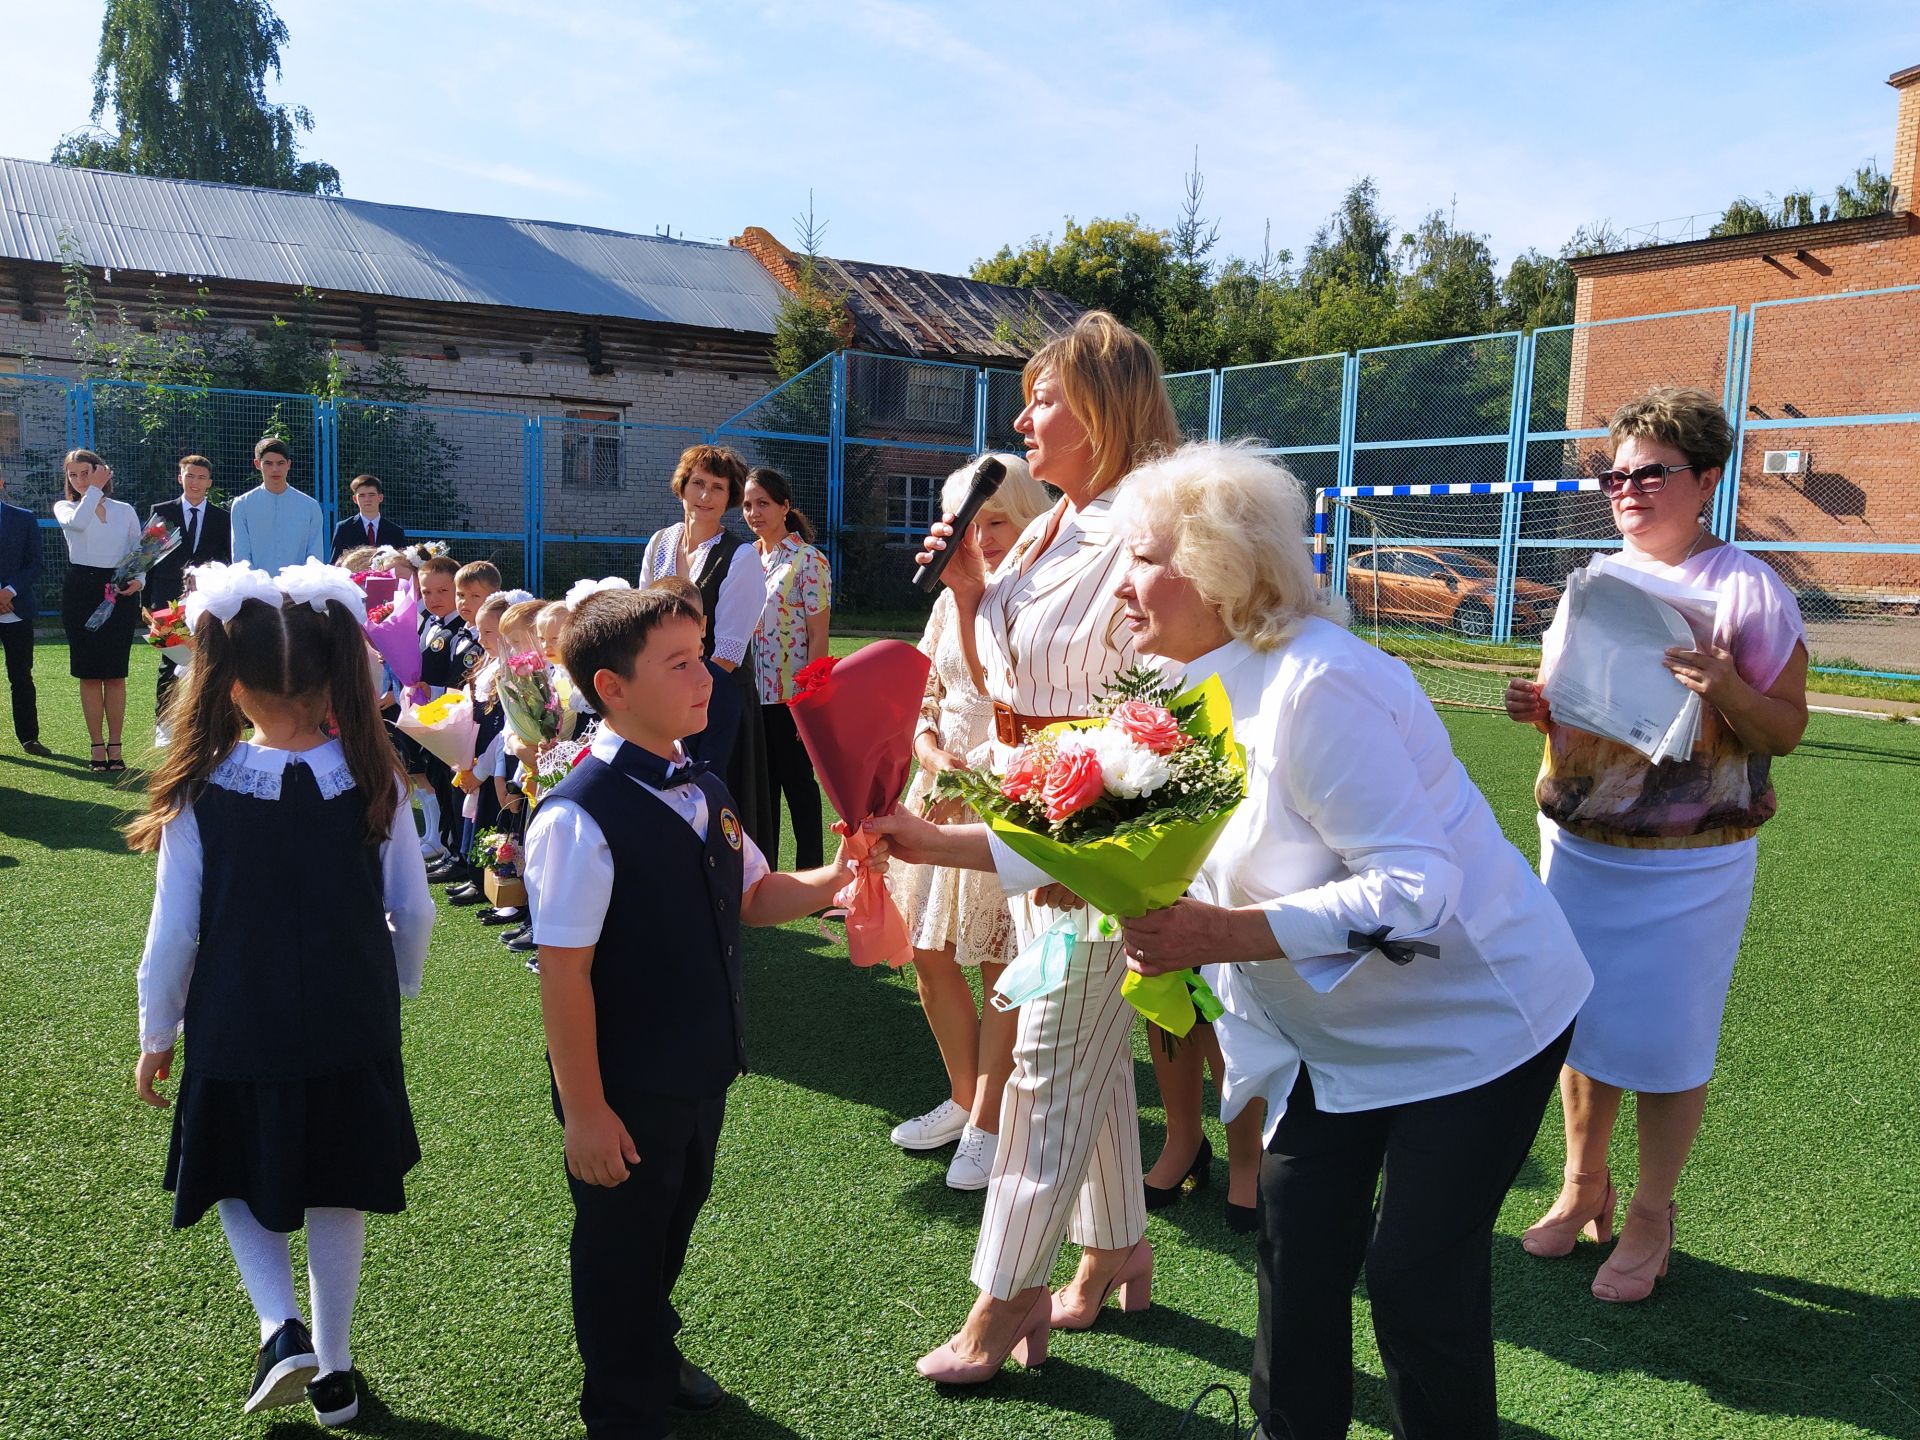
[1835,162,1895,217]
[1497,222,1621,334]
[1393,208,1499,343]
[1151,150,1224,372]
[52,0,339,194]
[971,216,1174,331]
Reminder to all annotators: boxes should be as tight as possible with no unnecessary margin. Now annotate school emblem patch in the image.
[719,809,743,852]
[428,634,446,652]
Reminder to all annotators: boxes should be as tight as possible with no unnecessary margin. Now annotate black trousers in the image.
[0,621,38,744]
[760,702,823,870]
[1252,1025,1572,1440]
[155,654,180,733]
[568,1090,726,1440]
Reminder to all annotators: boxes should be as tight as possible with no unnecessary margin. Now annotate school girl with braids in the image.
[127,559,435,1428]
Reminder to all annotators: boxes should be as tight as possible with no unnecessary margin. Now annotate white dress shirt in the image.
[990,620,1592,1139]
[525,725,771,949]
[135,741,435,1053]
[639,524,769,668]
[53,485,143,568]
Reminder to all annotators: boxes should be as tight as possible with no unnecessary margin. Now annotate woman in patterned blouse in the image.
[742,467,832,869]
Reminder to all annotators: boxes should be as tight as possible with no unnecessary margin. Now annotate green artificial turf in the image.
[2,638,1917,1439]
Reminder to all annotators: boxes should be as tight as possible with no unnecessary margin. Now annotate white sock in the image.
[305,1208,366,1377]
[216,1199,301,1344]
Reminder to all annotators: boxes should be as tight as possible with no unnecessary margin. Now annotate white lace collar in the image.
[208,739,357,801]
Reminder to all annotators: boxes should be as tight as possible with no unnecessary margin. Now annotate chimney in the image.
[730,226,802,292]
[1891,64,1920,214]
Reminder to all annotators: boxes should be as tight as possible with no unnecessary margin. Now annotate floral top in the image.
[752,535,831,704]
[1536,543,1805,846]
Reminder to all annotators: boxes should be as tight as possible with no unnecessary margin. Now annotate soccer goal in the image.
[1314,478,1617,710]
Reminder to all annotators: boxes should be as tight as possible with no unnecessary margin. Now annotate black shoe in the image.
[504,932,538,954]
[244,1318,319,1414]
[436,864,476,887]
[1225,1201,1259,1235]
[307,1368,361,1428]
[423,861,461,882]
[447,884,485,906]
[479,906,527,927]
[1143,1136,1213,1211]
[21,740,51,758]
[499,923,531,944]
[671,1358,726,1413]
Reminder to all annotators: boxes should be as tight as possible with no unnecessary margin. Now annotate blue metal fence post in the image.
[972,367,989,456]
[1330,353,1360,593]
[826,352,848,579]
[75,379,97,449]
[1714,310,1754,542]
[1492,333,1534,644]
[1207,368,1224,443]
[524,417,543,594]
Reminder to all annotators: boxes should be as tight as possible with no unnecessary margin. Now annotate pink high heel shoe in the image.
[1050,1239,1153,1331]
[915,1290,1050,1383]
[1592,1198,1676,1303]
[1521,1168,1616,1258]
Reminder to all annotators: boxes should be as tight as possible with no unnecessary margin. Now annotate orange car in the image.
[1344,546,1557,639]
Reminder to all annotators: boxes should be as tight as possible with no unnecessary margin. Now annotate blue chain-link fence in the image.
[3,293,1915,679]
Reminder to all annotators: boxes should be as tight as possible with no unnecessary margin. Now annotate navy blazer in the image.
[0,501,41,622]
[146,498,233,607]
[331,514,408,562]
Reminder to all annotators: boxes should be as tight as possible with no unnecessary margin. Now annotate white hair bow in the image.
[182,561,282,634]
[276,559,368,625]
[497,588,536,607]
[563,575,632,611]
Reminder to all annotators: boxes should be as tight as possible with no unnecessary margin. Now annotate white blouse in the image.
[525,724,772,950]
[53,485,143,569]
[135,741,436,1053]
[991,620,1592,1137]
[975,490,1136,717]
[639,523,769,668]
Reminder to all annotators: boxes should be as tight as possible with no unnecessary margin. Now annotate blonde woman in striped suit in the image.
[901,312,1184,1384]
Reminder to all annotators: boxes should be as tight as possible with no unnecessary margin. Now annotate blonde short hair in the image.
[1025,311,1181,497]
[1607,386,1735,475]
[941,453,1050,537]
[1113,442,1347,652]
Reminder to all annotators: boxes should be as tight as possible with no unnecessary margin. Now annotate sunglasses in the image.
[1597,462,1697,497]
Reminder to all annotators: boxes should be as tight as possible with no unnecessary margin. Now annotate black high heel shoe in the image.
[105,742,126,773]
[88,742,108,773]
[1143,1136,1212,1210]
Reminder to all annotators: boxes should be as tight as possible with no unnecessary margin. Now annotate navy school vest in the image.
[544,757,747,1107]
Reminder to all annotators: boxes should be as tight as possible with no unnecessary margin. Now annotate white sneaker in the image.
[946,1125,997,1190]
[890,1098,968,1151]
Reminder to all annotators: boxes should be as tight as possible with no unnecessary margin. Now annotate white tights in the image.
[413,782,442,849]
[217,1200,365,1376]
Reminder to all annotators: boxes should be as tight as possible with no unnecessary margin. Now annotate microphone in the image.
[912,455,1007,594]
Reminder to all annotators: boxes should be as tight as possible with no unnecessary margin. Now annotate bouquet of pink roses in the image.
[497,648,563,746]
[935,668,1245,1034]
[86,517,179,630]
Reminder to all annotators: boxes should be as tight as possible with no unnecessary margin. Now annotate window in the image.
[1395,551,1441,579]
[560,408,622,489]
[887,474,943,539]
[903,366,969,429]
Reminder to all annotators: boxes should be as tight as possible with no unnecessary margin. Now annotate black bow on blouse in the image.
[1348,927,1441,967]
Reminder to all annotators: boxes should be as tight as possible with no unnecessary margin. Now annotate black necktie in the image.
[605,740,711,792]
[183,505,198,556]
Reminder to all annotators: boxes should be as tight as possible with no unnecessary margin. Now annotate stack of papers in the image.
[1542,558,1721,763]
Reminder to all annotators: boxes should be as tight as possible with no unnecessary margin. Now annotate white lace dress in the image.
[892,592,1015,966]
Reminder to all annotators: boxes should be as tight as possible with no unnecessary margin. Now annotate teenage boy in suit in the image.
[526,586,877,1440]
[330,474,408,561]
[147,454,233,725]
[0,468,47,756]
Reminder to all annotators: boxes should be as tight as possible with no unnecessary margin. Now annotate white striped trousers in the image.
[971,935,1146,1299]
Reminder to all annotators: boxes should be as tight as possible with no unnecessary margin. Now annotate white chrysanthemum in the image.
[1059,725,1172,800]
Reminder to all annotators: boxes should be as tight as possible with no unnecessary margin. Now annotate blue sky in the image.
[4,1,1916,277]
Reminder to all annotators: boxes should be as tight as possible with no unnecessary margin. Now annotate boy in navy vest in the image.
[524,586,872,1440]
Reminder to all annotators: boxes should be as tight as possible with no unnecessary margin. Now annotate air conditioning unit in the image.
[1762,450,1805,475]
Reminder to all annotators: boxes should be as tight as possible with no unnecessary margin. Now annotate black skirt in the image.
[62,564,141,680]
[164,1052,421,1231]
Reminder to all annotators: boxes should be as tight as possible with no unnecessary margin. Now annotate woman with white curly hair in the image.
[875,442,1592,1439]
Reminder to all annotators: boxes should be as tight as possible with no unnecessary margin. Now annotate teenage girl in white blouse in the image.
[53,449,143,771]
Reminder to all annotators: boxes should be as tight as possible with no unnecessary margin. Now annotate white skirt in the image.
[1539,817,1757,1093]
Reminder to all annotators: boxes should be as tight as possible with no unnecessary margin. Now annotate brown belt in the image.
[992,700,1083,747]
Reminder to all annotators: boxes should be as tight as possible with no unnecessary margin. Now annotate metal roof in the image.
[815,254,1084,362]
[0,156,789,334]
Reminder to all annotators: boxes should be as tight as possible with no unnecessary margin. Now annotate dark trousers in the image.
[685,658,741,772]
[0,621,38,744]
[426,754,460,852]
[568,1091,726,1440]
[1252,1025,1572,1440]
[760,702,823,870]
[155,655,179,732]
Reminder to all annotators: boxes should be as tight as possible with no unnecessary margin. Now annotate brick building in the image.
[1566,65,1920,602]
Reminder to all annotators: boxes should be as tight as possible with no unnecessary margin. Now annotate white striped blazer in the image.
[975,488,1138,719]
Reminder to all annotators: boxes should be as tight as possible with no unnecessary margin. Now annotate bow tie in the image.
[606,741,710,792]
[1348,927,1441,967]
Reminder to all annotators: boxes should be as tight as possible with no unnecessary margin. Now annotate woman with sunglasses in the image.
[1506,386,1808,1303]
